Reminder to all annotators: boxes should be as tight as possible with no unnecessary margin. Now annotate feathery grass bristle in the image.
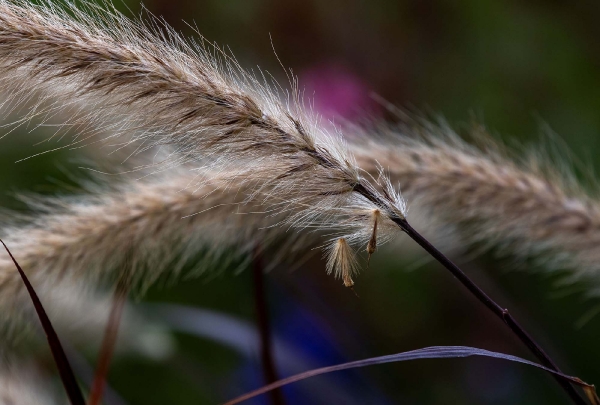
[366,209,380,266]
[326,238,359,287]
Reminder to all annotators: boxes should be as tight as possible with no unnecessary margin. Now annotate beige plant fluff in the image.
[0,0,599,339]
[0,3,596,403]
[0,0,407,282]
[5,118,600,344]
[1,0,599,291]
[0,168,327,332]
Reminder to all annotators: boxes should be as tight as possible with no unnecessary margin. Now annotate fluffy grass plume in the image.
[2,0,598,294]
[351,119,600,291]
[0,2,595,403]
[0,164,348,334]
[0,0,408,282]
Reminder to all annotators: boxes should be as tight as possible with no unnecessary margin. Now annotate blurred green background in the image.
[2,0,600,404]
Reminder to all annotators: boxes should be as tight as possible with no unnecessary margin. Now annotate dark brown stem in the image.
[89,265,131,405]
[353,184,586,404]
[252,245,286,405]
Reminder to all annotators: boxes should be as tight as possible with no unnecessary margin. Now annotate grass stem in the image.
[252,245,286,405]
[353,183,587,404]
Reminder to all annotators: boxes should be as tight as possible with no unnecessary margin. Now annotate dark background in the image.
[2,1,600,404]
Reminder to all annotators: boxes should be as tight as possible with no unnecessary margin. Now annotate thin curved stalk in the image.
[354,183,586,404]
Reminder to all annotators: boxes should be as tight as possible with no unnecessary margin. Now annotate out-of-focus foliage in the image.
[2,0,600,404]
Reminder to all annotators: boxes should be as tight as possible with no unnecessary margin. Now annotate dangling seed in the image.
[342,271,354,288]
[366,209,380,267]
[326,238,359,288]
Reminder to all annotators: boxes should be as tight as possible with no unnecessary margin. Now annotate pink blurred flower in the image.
[300,63,379,122]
